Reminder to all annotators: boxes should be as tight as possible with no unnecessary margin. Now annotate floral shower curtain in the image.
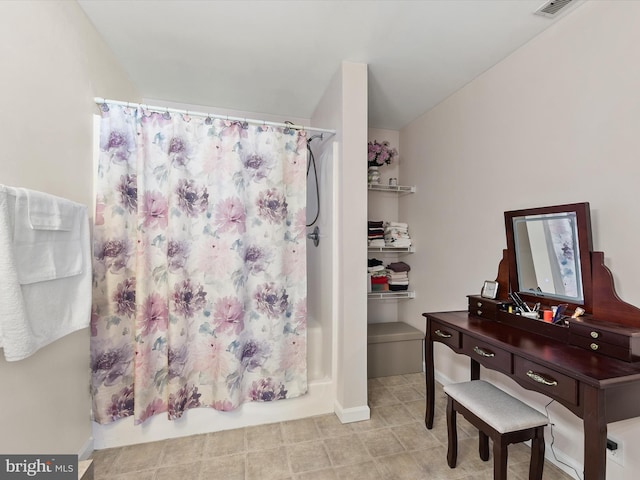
[91,104,308,425]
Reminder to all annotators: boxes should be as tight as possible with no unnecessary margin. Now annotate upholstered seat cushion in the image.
[444,380,548,434]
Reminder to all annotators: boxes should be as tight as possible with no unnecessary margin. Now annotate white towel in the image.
[0,186,91,361]
[13,189,84,284]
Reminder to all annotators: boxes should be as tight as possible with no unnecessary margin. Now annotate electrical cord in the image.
[544,399,583,480]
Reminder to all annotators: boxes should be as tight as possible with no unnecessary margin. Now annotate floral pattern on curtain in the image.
[91,105,307,425]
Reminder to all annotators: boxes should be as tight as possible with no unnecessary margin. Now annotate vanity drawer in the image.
[462,336,511,374]
[569,319,640,362]
[514,357,578,406]
[569,335,637,362]
[468,296,498,320]
[430,322,461,350]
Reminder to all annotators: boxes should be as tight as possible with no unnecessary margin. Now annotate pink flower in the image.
[213,296,245,335]
[136,398,167,425]
[139,293,168,336]
[257,188,287,224]
[141,191,168,229]
[215,197,246,234]
[95,198,105,226]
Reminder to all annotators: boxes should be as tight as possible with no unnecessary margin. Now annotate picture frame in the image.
[481,280,498,299]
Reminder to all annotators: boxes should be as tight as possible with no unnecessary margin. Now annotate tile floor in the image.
[89,373,574,479]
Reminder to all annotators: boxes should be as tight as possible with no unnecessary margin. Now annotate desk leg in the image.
[470,358,480,381]
[583,386,607,480]
[425,330,434,429]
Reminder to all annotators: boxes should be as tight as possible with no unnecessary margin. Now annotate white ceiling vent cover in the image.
[535,0,574,18]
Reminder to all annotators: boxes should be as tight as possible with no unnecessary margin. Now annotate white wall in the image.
[325,61,370,422]
[400,1,640,478]
[0,0,138,457]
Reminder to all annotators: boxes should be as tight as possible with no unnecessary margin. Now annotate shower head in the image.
[307,133,324,144]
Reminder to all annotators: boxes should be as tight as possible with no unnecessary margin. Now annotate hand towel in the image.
[13,189,84,284]
[0,186,91,361]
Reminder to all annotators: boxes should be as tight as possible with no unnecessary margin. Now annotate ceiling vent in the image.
[534,0,574,18]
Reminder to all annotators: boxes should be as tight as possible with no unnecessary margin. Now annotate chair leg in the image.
[479,430,490,461]
[529,426,546,480]
[446,396,458,468]
[493,438,508,480]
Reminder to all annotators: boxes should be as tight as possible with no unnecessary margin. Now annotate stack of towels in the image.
[368,258,388,292]
[368,220,385,248]
[387,261,410,291]
[385,222,412,248]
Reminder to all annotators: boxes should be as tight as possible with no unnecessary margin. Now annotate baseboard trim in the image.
[334,402,370,424]
[78,436,94,460]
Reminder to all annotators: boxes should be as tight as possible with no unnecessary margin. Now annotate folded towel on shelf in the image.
[388,222,408,228]
[368,239,386,248]
[389,284,409,291]
[387,261,411,272]
[0,186,91,361]
[385,238,412,248]
[367,265,386,273]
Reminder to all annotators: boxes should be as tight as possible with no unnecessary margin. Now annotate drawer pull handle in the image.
[526,370,558,387]
[477,301,483,308]
[590,343,599,351]
[477,310,483,316]
[435,329,452,339]
[590,331,599,339]
[473,346,495,358]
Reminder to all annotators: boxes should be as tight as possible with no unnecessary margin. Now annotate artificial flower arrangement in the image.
[367,140,398,167]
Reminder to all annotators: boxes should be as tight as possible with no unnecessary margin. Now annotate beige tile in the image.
[296,469,339,480]
[246,446,290,480]
[154,461,202,480]
[359,427,405,457]
[90,447,122,478]
[204,427,246,456]
[314,414,353,438]
[246,422,283,451]
[323,434,371,467]
[402,372,426,385]
[374,404,415,426]
[281,417,321,443]
[159,433,207,465]
[287,440,331,473]
[391,422,440,452]
[335,461,383,480]
[110,441,166,475]
[411,446,470,480]
[109,471,155,480]
[375,451,425,480]
[368,378,385,389]
[199,453,245,480]
[377,375,410,387]
[350,408,388,433]
[387,384,424,403]
[403,398,427,422]
[367,386,401,408]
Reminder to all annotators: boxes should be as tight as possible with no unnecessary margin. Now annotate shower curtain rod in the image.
[94,97,336,136]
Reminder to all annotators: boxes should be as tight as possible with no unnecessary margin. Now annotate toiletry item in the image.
[571,307,585,318]
[552,304,568,324]
[389,178,398,187]
[543,310,553,322]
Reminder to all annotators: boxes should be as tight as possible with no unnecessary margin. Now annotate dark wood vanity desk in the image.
[423,203,640,480]
[424,309,640,480]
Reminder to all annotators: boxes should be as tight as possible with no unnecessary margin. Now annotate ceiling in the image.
[78,0,584,131]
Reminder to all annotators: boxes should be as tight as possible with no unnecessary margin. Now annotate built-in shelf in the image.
[367,246,415,254]
[368,184,416,193]
[368,291,415,300]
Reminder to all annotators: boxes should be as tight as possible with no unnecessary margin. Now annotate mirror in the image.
[505,203,593,310]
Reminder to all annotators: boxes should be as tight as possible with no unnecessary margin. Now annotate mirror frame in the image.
[504,202,593,312]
